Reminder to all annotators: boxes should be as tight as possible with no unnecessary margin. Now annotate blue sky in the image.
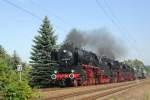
[0,0,150,64]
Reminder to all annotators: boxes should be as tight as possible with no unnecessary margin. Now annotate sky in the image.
[0,0,150,65]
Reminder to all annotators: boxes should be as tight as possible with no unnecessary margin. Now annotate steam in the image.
[63,28,126,59]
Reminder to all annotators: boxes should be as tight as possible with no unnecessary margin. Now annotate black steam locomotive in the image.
[50,47,145,87]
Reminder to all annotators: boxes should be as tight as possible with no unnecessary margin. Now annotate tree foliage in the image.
[145,66,150,75]
[11,50,21,70]
[30,16,57,88]
[0,45,32,100]
[124,59,144,68]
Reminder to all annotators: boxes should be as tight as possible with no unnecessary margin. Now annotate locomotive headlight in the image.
[54,70,58,74]
[143,70,147,74]
[71,70,75,73]
[63,50,67,53]
[133,67,137,71]
[69,73,74,79]
[51,74,56,79]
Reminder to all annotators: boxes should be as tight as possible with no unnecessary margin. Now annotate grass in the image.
[108,97,116,100]
[144,90,150,100]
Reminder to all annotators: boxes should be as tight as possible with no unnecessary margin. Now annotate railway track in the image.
[43,79,147,100]
[80,82,141,100]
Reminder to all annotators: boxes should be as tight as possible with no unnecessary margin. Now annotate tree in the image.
[30,16,57,88]
[124,59,144,68]
[0,45,32,100]
[0,45,5,58]
[11,50,21,70]
[145,65,150,76]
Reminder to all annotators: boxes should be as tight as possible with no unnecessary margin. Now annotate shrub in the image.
[3,81,32,100]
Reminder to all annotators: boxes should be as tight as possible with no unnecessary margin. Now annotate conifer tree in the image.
[30,16,57,88]
[0,45,5,58]
[11,50,21,70]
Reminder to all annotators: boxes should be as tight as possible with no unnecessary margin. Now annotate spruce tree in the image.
[30,16,57,88]
[11,50,21,70]
[0,45,6,58]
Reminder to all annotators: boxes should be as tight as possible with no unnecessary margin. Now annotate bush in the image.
[0,45,33,100]
[0,57,33,100]
[3,81,32,100]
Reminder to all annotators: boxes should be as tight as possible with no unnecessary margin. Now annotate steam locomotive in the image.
[50,47,146,87]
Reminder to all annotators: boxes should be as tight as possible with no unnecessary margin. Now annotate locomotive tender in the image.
[50,47,144,87]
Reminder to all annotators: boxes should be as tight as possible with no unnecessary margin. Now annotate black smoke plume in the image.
[63,28,126,59]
